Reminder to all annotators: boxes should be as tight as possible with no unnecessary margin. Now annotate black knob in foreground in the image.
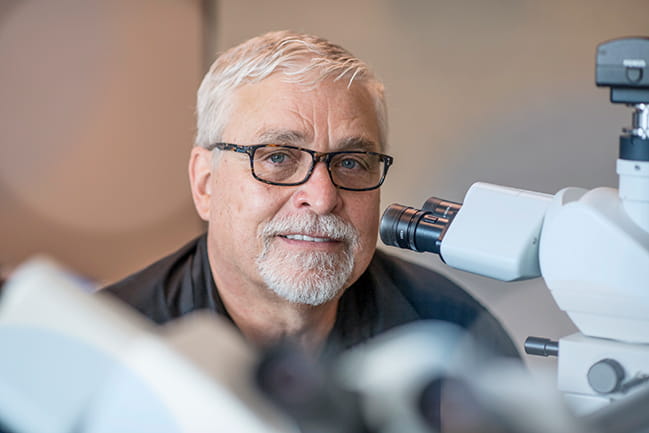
[255,342,367,433]
[524,336,559,357]
[588,359,625,394]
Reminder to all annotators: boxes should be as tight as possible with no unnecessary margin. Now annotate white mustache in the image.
[259,213,360,247]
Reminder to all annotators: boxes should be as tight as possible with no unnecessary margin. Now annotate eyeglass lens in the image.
[251,146,385,189]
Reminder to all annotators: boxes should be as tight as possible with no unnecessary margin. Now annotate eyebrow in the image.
[256,129,306,145]
[255,129,379,152]
[337,136,379,152]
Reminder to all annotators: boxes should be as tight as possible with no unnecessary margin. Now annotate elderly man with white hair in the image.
[104,30,518,362]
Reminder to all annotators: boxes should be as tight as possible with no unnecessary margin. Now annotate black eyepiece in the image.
[380,199,460,254]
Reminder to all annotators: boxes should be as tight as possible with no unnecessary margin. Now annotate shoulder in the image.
[370,249,481,315]
[101,235,207,322]
[368,249,521,359]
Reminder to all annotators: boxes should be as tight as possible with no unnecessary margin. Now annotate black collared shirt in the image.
[103,234,520,360]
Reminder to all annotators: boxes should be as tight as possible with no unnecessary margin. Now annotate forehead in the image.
[221,74,381,151]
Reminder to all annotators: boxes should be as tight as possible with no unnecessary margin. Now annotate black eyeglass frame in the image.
[206,142,394,191]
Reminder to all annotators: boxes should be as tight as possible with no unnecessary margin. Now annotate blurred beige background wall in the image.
[0,0,205,283]
[2,0,648,374]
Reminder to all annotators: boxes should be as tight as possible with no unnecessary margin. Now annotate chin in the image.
[258,250,354,306]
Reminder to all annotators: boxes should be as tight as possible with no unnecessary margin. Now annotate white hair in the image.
[195,30,388,152]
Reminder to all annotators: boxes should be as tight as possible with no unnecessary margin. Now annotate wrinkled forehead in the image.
[224,73,383,152]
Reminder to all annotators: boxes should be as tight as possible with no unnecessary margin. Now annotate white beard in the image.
[256,213,360,306]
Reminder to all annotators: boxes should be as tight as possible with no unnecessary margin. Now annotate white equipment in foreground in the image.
[0,258,296,433]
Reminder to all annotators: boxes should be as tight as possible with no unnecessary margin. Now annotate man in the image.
[105,30,519,361]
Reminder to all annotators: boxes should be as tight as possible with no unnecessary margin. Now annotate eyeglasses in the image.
[206,143,394,191]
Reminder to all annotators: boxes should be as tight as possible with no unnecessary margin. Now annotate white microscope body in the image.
[383,151,649,416]
[539,158,649,413]
[380,37,649,416]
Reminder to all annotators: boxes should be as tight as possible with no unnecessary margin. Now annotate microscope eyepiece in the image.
[380,199,460,255]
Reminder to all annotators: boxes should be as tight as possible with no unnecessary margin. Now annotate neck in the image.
[208,254,340,355]
[222,291,339,354]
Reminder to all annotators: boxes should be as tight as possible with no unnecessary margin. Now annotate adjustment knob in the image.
[587,359,625,394]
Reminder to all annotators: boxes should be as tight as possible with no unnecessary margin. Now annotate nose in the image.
[291,161,341,214]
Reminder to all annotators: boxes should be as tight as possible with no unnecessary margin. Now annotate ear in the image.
[188,146,214,221]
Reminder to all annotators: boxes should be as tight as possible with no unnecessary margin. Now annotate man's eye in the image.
[337,156,369,171]
[257,150,298,165]
[340,158,359,169]
[268,152,288,164]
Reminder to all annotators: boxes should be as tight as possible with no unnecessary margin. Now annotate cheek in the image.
[348,193,381,245]
[345,194,380,283]
[212,172,288,234]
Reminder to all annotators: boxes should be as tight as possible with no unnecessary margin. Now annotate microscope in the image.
[381,37,649,415]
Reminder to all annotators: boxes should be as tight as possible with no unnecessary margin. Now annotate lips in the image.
[280,234,337,243]
[258,213,360,252]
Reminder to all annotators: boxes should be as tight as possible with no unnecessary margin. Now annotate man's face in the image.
[201,73,383,305]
